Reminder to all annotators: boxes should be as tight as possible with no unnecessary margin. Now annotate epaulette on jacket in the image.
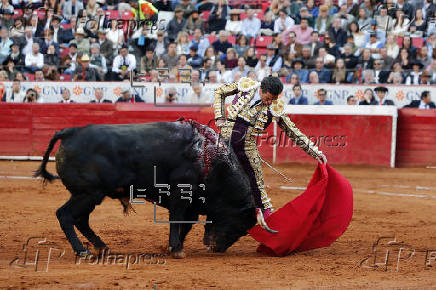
[237,77,261,93]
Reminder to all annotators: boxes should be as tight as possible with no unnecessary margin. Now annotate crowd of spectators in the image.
[0,0,435,86]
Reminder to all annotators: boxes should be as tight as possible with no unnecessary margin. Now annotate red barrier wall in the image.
[0,103,215,157]
[396,108,436,167]
[273,114,394,167]
[1,103,434,167]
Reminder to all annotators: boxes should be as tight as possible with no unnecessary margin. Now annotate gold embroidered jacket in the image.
[213,77,323,160]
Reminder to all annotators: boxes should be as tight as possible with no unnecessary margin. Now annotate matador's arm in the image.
[277,114,326,162]
[213,82,239,120]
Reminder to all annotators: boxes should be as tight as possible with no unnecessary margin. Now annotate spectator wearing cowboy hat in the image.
[74,54,102,81]
[266,44,283,73]
[50,15,71,45]
[405,60,424,85]
[419,70,433,85]
[226,9,243,36]
[69,28,90,57]
[374,86,395,106]
[286,59,309,83]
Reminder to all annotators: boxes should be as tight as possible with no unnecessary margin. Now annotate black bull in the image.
[34,120,258,257]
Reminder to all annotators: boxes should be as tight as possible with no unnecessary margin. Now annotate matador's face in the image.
[260,88,279,106]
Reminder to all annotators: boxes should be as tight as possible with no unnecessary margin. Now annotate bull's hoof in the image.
[171,250,186,259]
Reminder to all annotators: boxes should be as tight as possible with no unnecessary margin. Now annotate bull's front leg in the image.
[168,209,186,259]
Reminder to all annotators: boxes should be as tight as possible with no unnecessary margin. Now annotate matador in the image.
[214,76,327,222]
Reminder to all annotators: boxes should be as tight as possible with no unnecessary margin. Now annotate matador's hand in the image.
[318,153,328,164]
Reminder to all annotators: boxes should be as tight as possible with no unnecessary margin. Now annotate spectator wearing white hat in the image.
[70,28,90,56]
[74,54,102,81]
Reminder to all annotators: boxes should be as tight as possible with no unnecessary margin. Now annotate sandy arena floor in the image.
[1,161,436,289]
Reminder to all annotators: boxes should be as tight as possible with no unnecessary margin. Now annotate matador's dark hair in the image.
[421,90,430,99]
[260,76,283,96]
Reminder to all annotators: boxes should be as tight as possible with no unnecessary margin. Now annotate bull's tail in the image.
[33,128,74,184]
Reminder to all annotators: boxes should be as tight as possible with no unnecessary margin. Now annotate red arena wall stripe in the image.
[0,104,435,167]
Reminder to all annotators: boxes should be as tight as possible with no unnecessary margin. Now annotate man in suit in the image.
[3,42,24,67]
[3,80,25,102]
[39,29,59,55]
[379,47,394,70]
[372,60,390,84]
[346,0,359,17]
[341,44,358,70]
[90,88,112,103]
[309,31,323,57]
[313,88,333,105]
[405,91,436,109]
[312,57,331,83]
[374,86,395,105]
[59,88,75,103]
[328,17,347,48]
[59,17,75,44]
[50,15,72,45]
[288,83,308,105]
[212,30,233,55]
[395,0,415,20]
[97,29,114,68]
[116,88,144,103]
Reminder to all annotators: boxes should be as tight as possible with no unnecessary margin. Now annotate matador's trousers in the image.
[220,120,273,210]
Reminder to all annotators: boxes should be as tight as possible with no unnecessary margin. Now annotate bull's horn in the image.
[256,208,278,234]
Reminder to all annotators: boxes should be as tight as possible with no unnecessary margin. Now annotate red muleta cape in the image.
[248,163,353,256]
